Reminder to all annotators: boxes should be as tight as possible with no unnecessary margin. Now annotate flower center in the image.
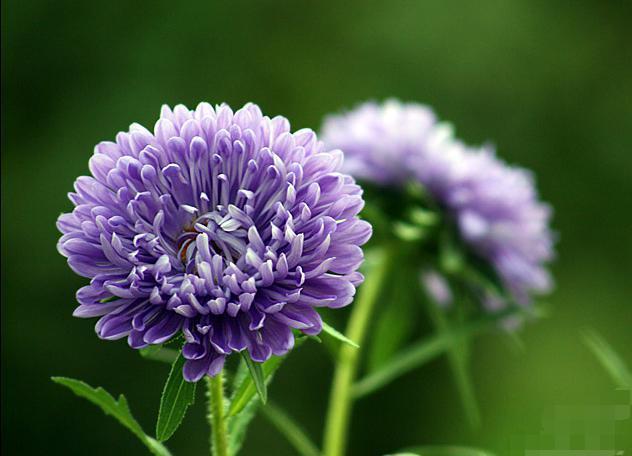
[177,208,248,272]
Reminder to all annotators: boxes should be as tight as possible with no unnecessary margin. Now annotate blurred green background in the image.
[2,0,631,454]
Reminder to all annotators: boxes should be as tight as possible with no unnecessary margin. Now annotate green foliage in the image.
[582,328,632,388]
[227,383,259,456]
[240,351,268,404]
[424,291,480,428]
[225,338,311,453]
[390,445,496,455]
[260,402,320,456]
[353,305,531,398]
[321,320,360,348]
[228,355,281,417]
[51,377,171,456]
[140,345,179,364]
[227,401,258,456]
[228,336,313,417]
[366,262,419,373]
[409,207,439,228]
[155,353,197,441]
[393,221,427,242]
[367,296,416,372]
[226,358,266,455]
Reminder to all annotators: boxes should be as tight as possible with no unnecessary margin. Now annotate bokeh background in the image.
[3,1,631,454]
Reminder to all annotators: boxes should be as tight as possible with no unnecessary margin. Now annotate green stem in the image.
[261,402,321,456]
[207,372,229,456]
[323,246,391,456]
[426,300,480,428]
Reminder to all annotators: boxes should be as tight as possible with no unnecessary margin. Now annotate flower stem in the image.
[207,372,229,456]
[323,246,391,456]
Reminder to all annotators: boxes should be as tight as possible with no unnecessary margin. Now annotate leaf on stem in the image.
[424,291,480,428]
[367,263,418,372]
[582,328,632,388]
[51,377,171,456]
[240,352,268,404]
[228,337,308,417]
[321,321,359,348]
[155,353,197,441]
[227,390,259,456]
[353,305,529,398]
[228,356,278,417]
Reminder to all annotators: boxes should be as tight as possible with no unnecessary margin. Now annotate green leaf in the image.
[367,262,419,372]
[51,377,171,456]
[226,358,267,455]
[260,402,320,456]
[228,338,308,417]
[321,321,359,348]
[390,445,496,455]
[240,352,268,404]
[367,299,415,372]
[140,345,179,364]
[155,353,197,441]
[228,355,278,416]
[423,290,480,428]
[227,389,259,456]
[353,305,530,398]
[227,341,309,454]
[582,328,632,388]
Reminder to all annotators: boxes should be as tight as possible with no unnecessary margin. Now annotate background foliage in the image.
[2,1,631,454]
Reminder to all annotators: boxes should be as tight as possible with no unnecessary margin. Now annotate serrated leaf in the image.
[260,402,320,456]
[51,377,171,456]
[390,445,496,456]
[582,328,632,388]
[353,305,529,398]
[321,321,359,348]
[155,353,197,441]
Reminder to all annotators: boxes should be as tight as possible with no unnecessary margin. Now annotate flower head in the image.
[58,102,371,381]
[321,100,437,185]
[322,100,553,307]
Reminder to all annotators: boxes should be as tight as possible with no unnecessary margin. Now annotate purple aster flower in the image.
[321,100,437,186]
[57,102,371,382]
[322,100,553,308]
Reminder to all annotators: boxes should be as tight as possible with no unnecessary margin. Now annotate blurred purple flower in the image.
[322,100,554,308]
[321,100,437,186]
[58,102,371,381]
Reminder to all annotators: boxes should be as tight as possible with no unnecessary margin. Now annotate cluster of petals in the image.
[58,102,371,381]
[322,100,554,307]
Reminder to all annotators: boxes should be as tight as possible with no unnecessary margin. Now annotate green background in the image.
[2,1,631,454]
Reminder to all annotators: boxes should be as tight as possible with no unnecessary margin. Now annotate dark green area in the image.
[2,1,631,454]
